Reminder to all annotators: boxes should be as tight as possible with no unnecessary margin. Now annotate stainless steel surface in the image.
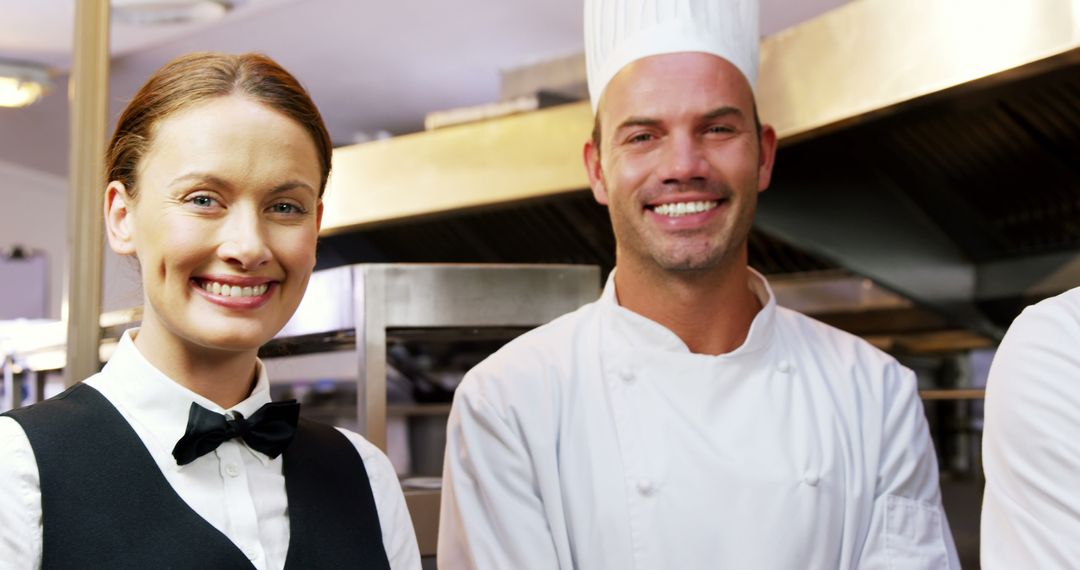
[321,103,592,233]
[758,0,1080,142]
[769,273,912,315]
[64,0,109,386]
[753,0,1080,341]
[322,0,1079,231]
[357,265,389,449]
[270,263,600,556]
[317,0,1080,344]
[272,263,601,449]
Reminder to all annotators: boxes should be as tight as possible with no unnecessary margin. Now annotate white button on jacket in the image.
[440,269,959,569]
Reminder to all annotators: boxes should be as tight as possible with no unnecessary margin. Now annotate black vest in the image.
[4,383,393,570]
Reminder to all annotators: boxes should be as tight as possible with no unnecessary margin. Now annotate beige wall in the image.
[0,159,140,320]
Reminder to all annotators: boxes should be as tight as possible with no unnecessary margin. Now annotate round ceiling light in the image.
[0,61,51,108]
[111,1,239,26]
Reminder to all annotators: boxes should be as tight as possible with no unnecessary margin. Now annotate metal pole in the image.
[64,0,110,385]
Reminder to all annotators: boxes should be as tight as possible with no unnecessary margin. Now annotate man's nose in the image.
[657,133,710,185]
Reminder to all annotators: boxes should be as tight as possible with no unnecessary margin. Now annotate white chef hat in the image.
[584,0,760,112]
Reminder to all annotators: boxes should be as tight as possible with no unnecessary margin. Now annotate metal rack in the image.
[268,263,601,447]
[267,263,600,557]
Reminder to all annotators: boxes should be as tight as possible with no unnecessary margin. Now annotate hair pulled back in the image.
[106,52,332,199]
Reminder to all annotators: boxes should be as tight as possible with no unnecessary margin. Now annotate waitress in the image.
[0,52,420,569]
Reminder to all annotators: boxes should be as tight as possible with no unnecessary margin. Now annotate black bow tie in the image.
[172,400,300,466]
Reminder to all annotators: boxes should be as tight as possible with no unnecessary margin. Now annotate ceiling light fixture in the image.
[0,61,52,108]
[111,0,240,26]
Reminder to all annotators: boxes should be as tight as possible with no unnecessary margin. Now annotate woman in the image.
[0,52,420,569]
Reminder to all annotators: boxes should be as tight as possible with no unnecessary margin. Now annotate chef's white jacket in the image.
[0,329,421,570]
[440,269,959,569]
[982,287,1080,568]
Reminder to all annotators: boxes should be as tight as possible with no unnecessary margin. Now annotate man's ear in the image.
[756,123,778,193]
[104,181,136,256]
[583,139,609,205]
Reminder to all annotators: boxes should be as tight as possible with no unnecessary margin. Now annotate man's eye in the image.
[707,125,736,135]
[190,195,215,207]
[628,133,654,144]
[270,203,304,214]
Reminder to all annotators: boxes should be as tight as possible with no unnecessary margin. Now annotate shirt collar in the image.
[93,329,276,467]
[599,266,777,357]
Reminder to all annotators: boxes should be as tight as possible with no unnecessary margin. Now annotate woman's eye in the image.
[189,195,216,208]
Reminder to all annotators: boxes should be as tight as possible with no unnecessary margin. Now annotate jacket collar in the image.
[88,329,275,467]
[599,266,777,358]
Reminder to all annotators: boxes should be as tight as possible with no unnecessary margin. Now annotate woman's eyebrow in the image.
[167,172,232,190]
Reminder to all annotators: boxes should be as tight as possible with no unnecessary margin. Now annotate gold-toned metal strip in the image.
[64,0,110,386]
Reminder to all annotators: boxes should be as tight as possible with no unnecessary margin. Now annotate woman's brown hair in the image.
[106,52,332,199]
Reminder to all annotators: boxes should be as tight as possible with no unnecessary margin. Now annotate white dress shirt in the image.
[439,269,959,569]
[0,329,421,570]
[982,287,1080,568]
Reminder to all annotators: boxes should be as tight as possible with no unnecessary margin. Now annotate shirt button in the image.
[618,368,636,383]
[637,479,655,496]
[225,464,239,478]
[777,360,793,374]
[244,547,259,560]
[803,473,820,487]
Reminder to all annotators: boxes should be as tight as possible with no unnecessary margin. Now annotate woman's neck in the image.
[132,320,260,409]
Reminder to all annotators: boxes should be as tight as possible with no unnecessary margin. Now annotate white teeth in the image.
[199,281,270,298]
[653,200,719,217]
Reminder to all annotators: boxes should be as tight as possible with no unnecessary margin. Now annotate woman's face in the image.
[106,94,323,353]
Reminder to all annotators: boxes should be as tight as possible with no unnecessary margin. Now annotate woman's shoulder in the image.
[310,423,398,484]
[0,415,33,457]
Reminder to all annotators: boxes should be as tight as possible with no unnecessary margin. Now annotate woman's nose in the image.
[217,208,271,270]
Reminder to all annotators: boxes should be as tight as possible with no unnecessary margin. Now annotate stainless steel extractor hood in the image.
[318,0,1080,346]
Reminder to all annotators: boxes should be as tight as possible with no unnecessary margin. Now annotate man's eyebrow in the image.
[703,106,745,120]
[614,107,747,133]
[269,181,317,196]
[614,117,661,133]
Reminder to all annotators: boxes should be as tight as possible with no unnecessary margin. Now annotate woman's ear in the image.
[104,181,136,256]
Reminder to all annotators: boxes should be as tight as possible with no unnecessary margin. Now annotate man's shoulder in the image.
[480,299,601,370]
[1009,286,1080,339]
[776,305,895,362]
[456,300,602,404]
[773,305,915,402]
[990,286,1080,383]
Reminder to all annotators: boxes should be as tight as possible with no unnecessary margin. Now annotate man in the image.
[439,0,960,567]
[982,287,1080,568]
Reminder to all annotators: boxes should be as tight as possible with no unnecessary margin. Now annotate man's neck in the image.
[614,258,763,356]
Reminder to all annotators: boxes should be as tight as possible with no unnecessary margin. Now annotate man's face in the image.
[584,52,777,276]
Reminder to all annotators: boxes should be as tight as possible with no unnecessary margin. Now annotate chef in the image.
[438,0,960,568]
[982,287,1080,568]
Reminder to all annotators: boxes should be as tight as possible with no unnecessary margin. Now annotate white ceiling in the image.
[0,0,852,178]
